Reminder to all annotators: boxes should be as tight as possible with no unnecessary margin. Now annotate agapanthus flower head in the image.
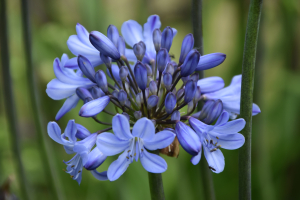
[46,14,260,184]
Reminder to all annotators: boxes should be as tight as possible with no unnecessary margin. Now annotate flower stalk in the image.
[239,0,263,199]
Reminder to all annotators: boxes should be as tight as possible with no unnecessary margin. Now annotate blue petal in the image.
[73,133,97,165]
[67,35,99,57]
[196,53,226,71]
[75,123,91,140]
[188,117,209,137]
[175,122,201,156]
[214,111,229,126]
[84,147,107,170]
[143,130,175,150]
[252,103,261,115]
[91,170,108,181]
[112,114,133,140]
[97,132,131,156]
[197,77,225,93]
[63,154,83,184]
[107,151,131,181]
[208,131,245,150]
[132,117,155,140]
[143,15,161,56]
[106,64,121,81]
[64,120,77,143]
[79,96,110,117]
[213,118,246,134]
[55,94,80,120]
[76,23,91,46]
[47,121,63,144]
[140,149,167,173]
[65,56,103,69]
[191,150,202,165]
[203,145,225,173]
[121,20,143,47]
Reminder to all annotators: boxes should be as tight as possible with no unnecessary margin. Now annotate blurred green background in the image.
[1,0,300,199]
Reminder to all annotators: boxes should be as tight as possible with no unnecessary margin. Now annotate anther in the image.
[210,148,217,152]
[126,156,129,159]
[78,171,81,173]
[206,139,209,143]
[141,149,144,152]
[128,150,131,153]
[134,153,136,156]
[130,155,133,158]
[70,175,74,178]
[209,166,216,171]
[216,136,219,139]
[71,165,75,168]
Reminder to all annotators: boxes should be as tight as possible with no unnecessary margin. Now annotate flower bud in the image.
[165,92,176,114]
[75,124,91,140]
[89,31,120,60]
[157,48,169,72]
[179,34,194,64]
[122,112,130,121]
[194,86,201,102]
[76,87,93,101]
[161,26,173,52]
[184,80,197,103]
[180,49,200,77]
[153,28,161,52]
[133,41,146,61]
[147,95,159,109]
[77,55,96,82]
[198,100,215,120]
[135,93,142,107]
[190,73,199,82]
[95,70,108,93]
[100,53,112,68]
[134,111,142,120]
[117,36,125,57]
[118,90,127,106]
[112,90,118,99]
[119,66,129,81]
[145,64,153,76]
[163,73,172,91]
[125,99,131,107]
[195,53,226,71]
[187,101,194,113]
[181,76,189,84]
[134,62,148,90]
[204,100,223,124]
[149,81,157,95]
[91,86,105,99]
[165,63,175,75]
[171,110,180,121]
[84,148,106,170]
[107,25,119,47]
[176,88,184,100]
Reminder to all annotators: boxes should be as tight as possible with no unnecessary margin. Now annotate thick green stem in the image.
[239,0,263,199]
[0,0,31,199]
[192,0,216,199]
[148,151,165,200]
[20,0,65,199]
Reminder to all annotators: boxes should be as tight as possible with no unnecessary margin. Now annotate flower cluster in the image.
[46,15,260,183]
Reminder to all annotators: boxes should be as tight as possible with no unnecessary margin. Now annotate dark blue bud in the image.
[194,86,201,102]
[134,62,148,90]
[122,112,130,121]
[163,73,172,91]
[184,80,197,103]
[190,73,199,82]
[134,111,142,120]
[119,66,129,81]
[107,25,120,47]
[147,95,159,109]
[204,100,223,124]
[145,64,152,76]
[195,53,226,71]
[77,55,96,82]
[198,100,215,120]
[149,81,157,95]
[180,49,200,77]
[179,34,194,64]
[76,87,93,101]
[95,70,108,93]
[100,53,112,68]
[161,26,173,52]
[112,90,118,99]
[75,124,91,140]
[165,63,175,75]
[118,90,127,106]
[89,31,120,60]
[125,99,131,107]
[133,41,146,61]
[176,88,184,100]
[165,92,176,114]
[117,37,125,57]
[181,76,189,84]
[157,48,169,72]
[153,28,161,52]
[171,110,180,121]
[91,86,105,99]
[145,88,150,99]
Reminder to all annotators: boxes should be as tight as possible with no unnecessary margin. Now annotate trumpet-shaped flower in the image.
[97,114,175,181]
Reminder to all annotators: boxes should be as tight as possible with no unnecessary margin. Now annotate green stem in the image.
[239,0,263,199]
[0,0,31,199]
[192,0,216,199]
[148,151,165,200]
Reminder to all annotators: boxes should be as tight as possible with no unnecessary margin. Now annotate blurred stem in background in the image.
[192,0,216,200]
[0,0,31,199]
[239,0,263,199]
[20,0,65,199]
[148,150,165,200]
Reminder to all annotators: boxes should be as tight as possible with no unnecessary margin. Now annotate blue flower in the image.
[96,114,175,181]
[47,120,108,184]
[203,75,261,118]
[185,111,245,173]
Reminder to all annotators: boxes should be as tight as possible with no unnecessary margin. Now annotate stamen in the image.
[209,166,216,171]
[130,155,133,157]
[70,175,74,178]
[210,148,217,152]
[78,171,81,173]
[141,149,144,152]
[126,156,129,159]
[71,165,75,168]
[210,140,213,144]
[134,153,136,156]
[128,150,131,153]
[216,136,219,139]
[206,139,209,143]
